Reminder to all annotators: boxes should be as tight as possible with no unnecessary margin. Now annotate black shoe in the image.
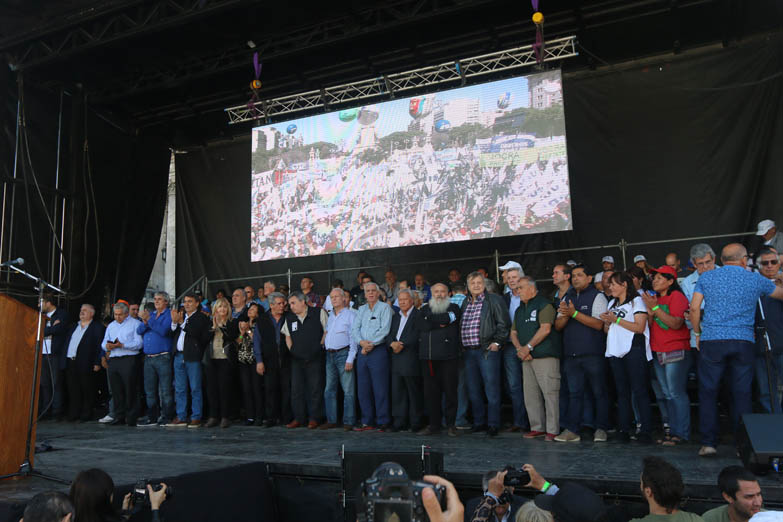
[253,419,264,427]
[418,426,439,436]
[471,424,488,434]
[136,418,157,427]
[448,426,459,437]
[378,423,392,432]
[126,421,137,427]
[263,420,277,428]
[244,419,255,426]
[487,426,499,437]
[108,418,125,426]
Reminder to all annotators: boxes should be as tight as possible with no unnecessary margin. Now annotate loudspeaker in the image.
[737,414,783,474]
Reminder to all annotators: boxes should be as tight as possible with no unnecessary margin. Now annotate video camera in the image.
[357,462,446,522]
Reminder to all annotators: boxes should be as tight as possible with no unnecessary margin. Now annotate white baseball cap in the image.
[756,219,776,236]
[566,260,577,266]
[499,261,522,271]
[633,255,647,263]
[601,256,614,264]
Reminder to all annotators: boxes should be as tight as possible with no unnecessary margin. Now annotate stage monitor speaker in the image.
[737,414,783,474]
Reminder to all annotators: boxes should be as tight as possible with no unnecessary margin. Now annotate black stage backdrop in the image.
[0,74,171,318]
[176,35,783,293]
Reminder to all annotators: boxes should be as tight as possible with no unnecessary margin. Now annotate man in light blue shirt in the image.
[351,282,393,430]
[691,243,783,456]
[102,301,144,426]
[681,243,717,348]
[323,288,358,430]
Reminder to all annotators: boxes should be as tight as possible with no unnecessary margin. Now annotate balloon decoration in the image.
[434,119,451,133]
[497,92,512,110]
[247,52,263,109]
[531,0,544,65]
[338,108,358,122]
[286,124,297,134]
[408,97,433,119]
[357,105,379,126]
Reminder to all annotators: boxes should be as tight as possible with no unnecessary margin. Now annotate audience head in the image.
[625,266,646,291]
[414,273,426,288]
[650,266,681,296]
[484,278,499,294]
[363,282,380,304]
[331,279,345,289]
[640,456,684,514]
[212,297,231,326]
[757,247,780,279]
[602,270,615,289]
[385,270,396,285]
[534,482,606,522]
[606,272,634,303]
[257,287,265,299]
[721,243,748,267]
[570,264,592,291]
[300,277,314,293]
[477,267,490,278]
[278,284,290,296]
[451,281,466,295]
[552,264,571,287]
[243,285,255,301]
[466,271,486,297]
[482,470,512,520]
[665,252,681,272]
[112,302,129,323]
[153,292,169,312]
[397,288,414,312]
[263,281,276,296]
[690,243,716,274]
[518,276,538,302]
[448,268,461,283]
[633,255,648,270]
[329,287,346,309]
[128,303,140,319]
[267,292,286,317]
[506,267,524,293]
[288,291,308,315]
[78,304,96,323]
[246,302,261,322]
[601,256,615,271]
[427,283,450,314]
[361,275,374,288]
[215,289,227,300]
[356,270,368,284]
[398,279,410,290]
[42,293,57,313]
[756,219,777,241]
[69,468,116,522]
[22,491,74,522]
[718,466,763,521]
[516,501,553,522]
[232,287,247,310]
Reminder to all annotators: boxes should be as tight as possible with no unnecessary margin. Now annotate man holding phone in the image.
[101,301,144,426]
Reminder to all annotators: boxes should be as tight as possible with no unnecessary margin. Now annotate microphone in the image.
[0,257,24,267]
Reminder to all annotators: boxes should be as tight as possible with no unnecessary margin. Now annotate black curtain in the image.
[176,35,783,294]
[0,71,171,319]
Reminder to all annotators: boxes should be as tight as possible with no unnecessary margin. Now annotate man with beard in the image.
[703,466,765,522]
[416,283,462,436]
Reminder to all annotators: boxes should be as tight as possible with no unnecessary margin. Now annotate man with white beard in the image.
[415,283,462,436]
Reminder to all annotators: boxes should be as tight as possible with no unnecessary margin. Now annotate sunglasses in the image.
[760,260,780,266]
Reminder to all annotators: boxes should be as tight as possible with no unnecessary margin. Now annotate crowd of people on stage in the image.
[38,219,783,458]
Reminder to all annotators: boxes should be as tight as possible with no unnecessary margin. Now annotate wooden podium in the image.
[0,293,43,477]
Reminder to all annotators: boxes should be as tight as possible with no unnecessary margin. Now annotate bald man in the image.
[690,243,783,457]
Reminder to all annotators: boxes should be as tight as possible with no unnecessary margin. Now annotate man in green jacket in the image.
[511,276,560,441]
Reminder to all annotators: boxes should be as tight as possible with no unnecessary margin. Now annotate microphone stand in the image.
[0,262,70,484]
[756,297,778,414]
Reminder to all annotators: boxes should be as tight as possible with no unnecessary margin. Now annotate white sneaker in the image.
[594,429,608,442]
[99,414,115,424]
[553,429,581,442]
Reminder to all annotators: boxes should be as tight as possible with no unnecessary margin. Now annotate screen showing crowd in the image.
[250,70,572,262]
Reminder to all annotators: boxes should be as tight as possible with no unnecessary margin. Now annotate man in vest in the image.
[553,264,610,443]
[511,276,560,441]
[281,291,328,429]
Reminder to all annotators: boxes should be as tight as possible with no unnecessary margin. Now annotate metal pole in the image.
[494,249,500,282]
[4,97,21,283]
[287,268,292,290]
[620,238,628,270]
[50,90,64,287]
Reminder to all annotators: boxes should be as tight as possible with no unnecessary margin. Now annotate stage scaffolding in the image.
[177,230,755,302]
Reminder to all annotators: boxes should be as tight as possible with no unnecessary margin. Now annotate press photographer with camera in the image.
[69,468,168,522]
[466,469,526,522]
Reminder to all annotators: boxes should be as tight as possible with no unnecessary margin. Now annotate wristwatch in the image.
[527,343,533,351]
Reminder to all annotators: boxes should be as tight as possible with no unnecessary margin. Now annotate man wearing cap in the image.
[756,219,783,254]
[499,261,524,295]
[634,254,650,271]
[690,243,783,456]
[594,256,615,291]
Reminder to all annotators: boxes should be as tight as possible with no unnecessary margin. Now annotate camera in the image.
[503,468,531,487]
[357,462,446,522]
[133,479,173,507]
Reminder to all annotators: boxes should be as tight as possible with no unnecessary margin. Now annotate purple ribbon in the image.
[253,52,262,79]
[531,0,539,11]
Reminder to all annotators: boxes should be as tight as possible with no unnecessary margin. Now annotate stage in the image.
[1,420,782,521]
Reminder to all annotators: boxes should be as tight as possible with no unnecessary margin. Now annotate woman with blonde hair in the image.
[206,297,239,428]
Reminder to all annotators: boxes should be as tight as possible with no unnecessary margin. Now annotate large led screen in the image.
[251,70,571,262]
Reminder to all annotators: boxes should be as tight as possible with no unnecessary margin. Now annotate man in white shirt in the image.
[101,302,143,426]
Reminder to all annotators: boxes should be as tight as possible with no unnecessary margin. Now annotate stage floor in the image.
[2,420,782,508]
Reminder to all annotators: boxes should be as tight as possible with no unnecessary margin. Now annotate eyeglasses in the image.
[760,260,780,266]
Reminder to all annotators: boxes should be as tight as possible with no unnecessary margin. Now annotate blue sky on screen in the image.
[252,76,529,147]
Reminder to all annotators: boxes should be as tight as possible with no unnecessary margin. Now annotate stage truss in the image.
[224,35,577,125]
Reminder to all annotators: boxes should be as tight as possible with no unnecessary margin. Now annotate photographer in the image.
[69,468,168,522]
[469,466,556,522]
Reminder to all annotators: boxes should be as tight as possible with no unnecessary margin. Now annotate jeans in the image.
[143,353,174,423]
[173,353,203,421]
[755,352,783,414]
[463,348,502,428]
[609,344,652,435]
[652,351,692,440]
[324,349,356,425]
[455,357,470,426]
[502,344,529,428]
[356,344,390,426]
[698,340,755,447]
[563,355,609,432]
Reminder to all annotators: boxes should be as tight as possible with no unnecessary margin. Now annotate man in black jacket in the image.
[253,292,292,427]
[63,304,105,421]
[460,272,511,437]
[386,289,423,432]
[168,293,211,427]
[40,294,70,420]
[417,283,462,436]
